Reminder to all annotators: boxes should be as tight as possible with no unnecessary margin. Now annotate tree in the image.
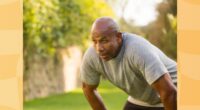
[23,0,114,73]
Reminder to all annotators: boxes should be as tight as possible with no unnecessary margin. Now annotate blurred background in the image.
[23,0,177,110]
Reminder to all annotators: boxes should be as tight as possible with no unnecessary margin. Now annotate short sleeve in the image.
[80,47,101,85]
[132,42,168,85]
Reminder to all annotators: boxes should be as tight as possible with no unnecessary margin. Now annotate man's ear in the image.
[116,32,122,41]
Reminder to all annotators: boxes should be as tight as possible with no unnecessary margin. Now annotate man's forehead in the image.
[91,32,108,40]
[91,28,115,39]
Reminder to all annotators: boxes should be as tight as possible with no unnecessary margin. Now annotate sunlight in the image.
[107,0,163,26]
[62,46,82,92]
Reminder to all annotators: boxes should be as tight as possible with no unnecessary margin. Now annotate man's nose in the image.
[96,43,104,53]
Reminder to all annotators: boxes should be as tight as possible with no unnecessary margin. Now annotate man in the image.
[80,17,177,110]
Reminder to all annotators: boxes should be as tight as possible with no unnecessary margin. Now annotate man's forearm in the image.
[161,91,177,110]
[83,88,107,110]
[151,73,177,110]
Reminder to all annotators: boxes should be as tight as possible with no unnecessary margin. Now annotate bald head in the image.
[91,17,120,36]
[90,17,122,61]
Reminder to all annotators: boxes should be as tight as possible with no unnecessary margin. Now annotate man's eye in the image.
[101,40,108,43]
[93,41,97,44]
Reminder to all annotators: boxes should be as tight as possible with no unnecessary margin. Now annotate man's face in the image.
[91,31,122,61]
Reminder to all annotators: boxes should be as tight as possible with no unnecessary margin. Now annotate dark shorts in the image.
[123,101,164,110]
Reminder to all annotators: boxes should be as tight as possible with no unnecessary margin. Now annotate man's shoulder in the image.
[83,46,99,62]
[122,32,156,62]
[123,32,151,51]
[123,32,149,44]
[85,46,96,55]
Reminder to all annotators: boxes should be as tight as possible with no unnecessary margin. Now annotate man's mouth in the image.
[99,53,109,60]
[100,54,106,57]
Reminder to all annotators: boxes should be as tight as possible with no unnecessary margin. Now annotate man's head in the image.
[91,17,122,61]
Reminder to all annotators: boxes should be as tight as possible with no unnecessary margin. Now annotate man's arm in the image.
[151,73,177,110]
[82,82,107,110]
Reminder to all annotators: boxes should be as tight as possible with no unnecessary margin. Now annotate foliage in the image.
[23,0,114,72]
[160,14,177,60]
[24,0,113,56]
[116,1,177,60]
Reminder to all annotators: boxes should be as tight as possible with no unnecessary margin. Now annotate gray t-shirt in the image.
[80,32,177,105]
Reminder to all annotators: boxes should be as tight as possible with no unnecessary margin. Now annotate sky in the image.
[107,0,164,26]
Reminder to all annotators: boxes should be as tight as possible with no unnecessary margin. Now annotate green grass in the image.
[24,80,128,110]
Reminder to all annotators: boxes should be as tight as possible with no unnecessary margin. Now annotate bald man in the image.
[80,17,177,110]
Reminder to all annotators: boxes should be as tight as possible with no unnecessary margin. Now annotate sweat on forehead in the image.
[91,17,119,35]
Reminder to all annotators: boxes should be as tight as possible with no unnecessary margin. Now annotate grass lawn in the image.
[24,80,128,110]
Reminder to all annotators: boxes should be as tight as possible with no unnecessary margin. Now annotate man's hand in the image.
[82,82,107,110]
[151,73,177,110]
